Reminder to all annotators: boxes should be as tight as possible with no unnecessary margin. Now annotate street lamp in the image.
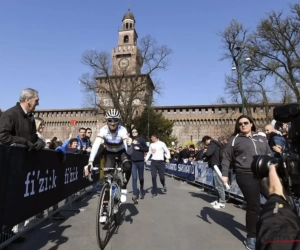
[231,46,251,115]
[145,94,152,142]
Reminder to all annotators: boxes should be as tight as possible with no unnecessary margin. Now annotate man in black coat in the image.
[0,88,45,245]
[130,129,148,203]
[0,88,44,150]
[202,135,226,209]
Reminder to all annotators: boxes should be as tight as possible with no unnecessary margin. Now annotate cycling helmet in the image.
[105,109,121,120]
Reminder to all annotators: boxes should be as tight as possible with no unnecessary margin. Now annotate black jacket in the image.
[178,148,189,162]
[130,136,148,162]
[257,194,300,250]
[0,103,38,145]
[221,133,273,177]
[203,139,222,167]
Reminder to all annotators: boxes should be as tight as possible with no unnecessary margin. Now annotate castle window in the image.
[130,23,132,29]
[124,35,129,43]
[126,23,128,29]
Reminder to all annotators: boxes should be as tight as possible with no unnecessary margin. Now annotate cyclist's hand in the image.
[126,137,132,146]
[84,162,93,182]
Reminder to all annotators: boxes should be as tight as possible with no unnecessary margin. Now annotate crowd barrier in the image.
[145,160,267,205]
[0,144,100,248]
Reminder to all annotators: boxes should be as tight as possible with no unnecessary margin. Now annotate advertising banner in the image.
[144,160,269,205]
[0,145,99,229]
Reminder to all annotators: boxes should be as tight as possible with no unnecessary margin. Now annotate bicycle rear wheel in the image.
[96,182,111,249]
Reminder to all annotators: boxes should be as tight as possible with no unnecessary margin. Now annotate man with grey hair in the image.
[0,88,44,150]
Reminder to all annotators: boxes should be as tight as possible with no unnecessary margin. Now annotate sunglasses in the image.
[132,131,137,133]
[238,121,250,126]
[107,118,119,124]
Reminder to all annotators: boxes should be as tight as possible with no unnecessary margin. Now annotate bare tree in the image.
[79,35,172,130]
[218,19,274,121]
[248,4,300,102]
[218,19,254,115]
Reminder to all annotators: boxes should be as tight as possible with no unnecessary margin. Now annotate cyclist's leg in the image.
[121,151,132,189]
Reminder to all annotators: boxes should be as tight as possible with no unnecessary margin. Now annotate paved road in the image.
[9,171,247,250]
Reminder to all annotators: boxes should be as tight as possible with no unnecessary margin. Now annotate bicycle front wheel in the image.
[113,179,122,225]
[96,182,111,249]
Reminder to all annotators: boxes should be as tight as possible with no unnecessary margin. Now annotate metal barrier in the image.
[145,162,243,202]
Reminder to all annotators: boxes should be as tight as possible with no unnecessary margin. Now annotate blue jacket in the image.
[268,133,286,158]
[130,136,148,162]
[55,139,84,155]
[74,135,91,149]
[55,139,69,155]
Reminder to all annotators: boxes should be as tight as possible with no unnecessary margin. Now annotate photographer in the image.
[256,164,300,250]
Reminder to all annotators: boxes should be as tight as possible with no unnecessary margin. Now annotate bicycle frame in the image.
[103,167,122,217]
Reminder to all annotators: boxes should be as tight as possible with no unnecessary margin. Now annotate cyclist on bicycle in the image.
[85,108,133,200]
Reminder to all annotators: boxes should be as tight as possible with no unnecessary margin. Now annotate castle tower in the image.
[111,9,142,75]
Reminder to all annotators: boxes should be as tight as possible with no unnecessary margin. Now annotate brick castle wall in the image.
[34,103,277,146]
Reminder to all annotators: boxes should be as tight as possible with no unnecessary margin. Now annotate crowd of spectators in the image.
[0,88,291,250]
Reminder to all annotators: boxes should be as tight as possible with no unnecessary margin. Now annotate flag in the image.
[70,119,77,126]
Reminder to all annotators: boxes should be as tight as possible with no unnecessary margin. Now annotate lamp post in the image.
[145,94,151,142]
[231,46,251,115]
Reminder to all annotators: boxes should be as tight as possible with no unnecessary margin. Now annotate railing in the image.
[145,160,265,204]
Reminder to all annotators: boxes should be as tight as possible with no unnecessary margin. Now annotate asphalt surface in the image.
[8,171,248,250]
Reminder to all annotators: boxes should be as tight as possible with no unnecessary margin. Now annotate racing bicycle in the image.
[96,160,124,249]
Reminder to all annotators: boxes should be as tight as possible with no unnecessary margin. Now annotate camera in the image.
[251,103,300,198]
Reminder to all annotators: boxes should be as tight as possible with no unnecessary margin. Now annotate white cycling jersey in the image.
[98,125,128,152]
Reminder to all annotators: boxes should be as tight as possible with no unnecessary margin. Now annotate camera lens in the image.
[251,155,279,179]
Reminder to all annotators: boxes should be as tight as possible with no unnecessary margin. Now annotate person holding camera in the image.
[255,163,300,250]
[221,115,273,250]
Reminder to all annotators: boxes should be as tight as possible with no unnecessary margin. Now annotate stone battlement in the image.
[34,103,280,144]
